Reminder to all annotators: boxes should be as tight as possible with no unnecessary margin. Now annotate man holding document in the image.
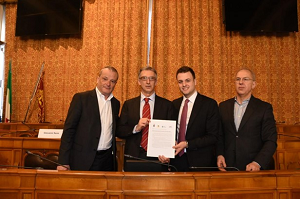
[159,66,220,171]
[117,66,175,171]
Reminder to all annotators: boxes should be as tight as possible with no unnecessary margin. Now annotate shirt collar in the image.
[141,92,156,102]
[95,87,114,101]
[234,96,251,105]
[183,91,197,103]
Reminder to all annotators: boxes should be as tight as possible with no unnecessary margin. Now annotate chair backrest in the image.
[24,151,59,170]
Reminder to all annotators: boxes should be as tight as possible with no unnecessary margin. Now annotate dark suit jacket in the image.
[117,95,175,157]
[58,89,120,171]
[217,95,277,170]
[172,93,220,168]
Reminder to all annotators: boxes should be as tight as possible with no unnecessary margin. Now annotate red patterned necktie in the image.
[178,99,189,156]
[140,98,151,151]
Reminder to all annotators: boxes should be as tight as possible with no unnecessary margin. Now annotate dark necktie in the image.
[140,98,151,151]
[178,99,189,156]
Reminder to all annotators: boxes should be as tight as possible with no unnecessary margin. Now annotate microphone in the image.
[26,150,69,170]
[4,119,38,133]
[0,131,28,137]
[0,164,43,170]
[278,134,300,139]
[124,154,178,172]
[21,121,38,133]
[189,166,240,171]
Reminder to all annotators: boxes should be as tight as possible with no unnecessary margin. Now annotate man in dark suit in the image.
[57,66,120,171]
[159,66,220,171]
[117,66,175,171]
[217,68,277,171]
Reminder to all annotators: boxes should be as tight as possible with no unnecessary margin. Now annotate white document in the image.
[147,119,176,158]
[38,129,63,138]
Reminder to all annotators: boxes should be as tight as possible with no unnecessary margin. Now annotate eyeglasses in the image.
[235,77,253,82]
[139,76,157,81]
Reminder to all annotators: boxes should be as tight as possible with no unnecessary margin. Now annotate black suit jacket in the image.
[117,95,175,157]
[217,95,277,170]
[58,89,120,171]
[172,93,220,168]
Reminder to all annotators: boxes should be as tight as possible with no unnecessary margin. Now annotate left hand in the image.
[246,162,261,171]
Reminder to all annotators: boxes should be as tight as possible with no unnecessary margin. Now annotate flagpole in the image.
[4,60,12,123]
[23,62,45,123]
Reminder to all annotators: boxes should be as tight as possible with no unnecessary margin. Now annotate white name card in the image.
[38,129,63,138]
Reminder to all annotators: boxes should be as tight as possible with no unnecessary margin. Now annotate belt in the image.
[96,147,111,155]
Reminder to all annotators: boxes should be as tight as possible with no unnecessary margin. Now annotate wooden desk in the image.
[276,125,300,170]
[1,169,300,199]
[0,137,125,171]
[2,123,300,171]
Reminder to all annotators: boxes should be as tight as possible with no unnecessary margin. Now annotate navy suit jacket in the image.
[172,93,220,168]
[217,95,277,170]
[58,89,120,171]
[117,95,175,157]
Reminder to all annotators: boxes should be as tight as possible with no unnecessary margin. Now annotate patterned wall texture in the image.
[3,0,300,124]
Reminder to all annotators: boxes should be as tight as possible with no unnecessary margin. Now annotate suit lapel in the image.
[90,90,100,119]
[153,95,161,119]
[111,97,117,135]
[238,96,255,131]
[186,93,203,131]
[227,98,237,134]
[133,96,141,122]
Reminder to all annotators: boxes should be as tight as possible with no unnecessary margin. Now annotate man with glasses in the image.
[217,68,277,171]
[117,66,175,171]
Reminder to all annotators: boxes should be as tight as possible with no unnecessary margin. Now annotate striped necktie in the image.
[140,98,150,151]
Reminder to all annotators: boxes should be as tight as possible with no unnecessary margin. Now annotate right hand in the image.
[158,155,170,164]
[136,118,150,132]
[217,155,227,171]
[57,165,70,170]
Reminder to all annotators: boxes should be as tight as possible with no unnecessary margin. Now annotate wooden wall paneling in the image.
[276,140,300,170]
[277,171,300,199]
[193,173,211,199]
[208,171,277,199]
[0,169,35,199]
[116,138,125,171]
[105,172,123,199]
[122,172,195,199]
[0,137,22,167]
[3,169,300,199]
[35,171,108,199]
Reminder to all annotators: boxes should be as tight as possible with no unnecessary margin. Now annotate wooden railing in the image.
[1,123,300,171]
[0,169,300,199]
[0,123,125,171]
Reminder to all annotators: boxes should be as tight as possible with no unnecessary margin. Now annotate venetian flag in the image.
[36,72,45,123]
[5,60,12,123]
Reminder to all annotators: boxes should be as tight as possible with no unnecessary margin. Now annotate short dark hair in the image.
[99,66,119,80]
[138,66,157,78]
[176,66,195,79]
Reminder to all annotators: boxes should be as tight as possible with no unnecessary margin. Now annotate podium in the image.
[1,169,300,199]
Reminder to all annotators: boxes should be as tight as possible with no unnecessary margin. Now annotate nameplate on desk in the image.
[38,129,63,138]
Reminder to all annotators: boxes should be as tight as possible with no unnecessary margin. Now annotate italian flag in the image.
[5,60,12,123]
